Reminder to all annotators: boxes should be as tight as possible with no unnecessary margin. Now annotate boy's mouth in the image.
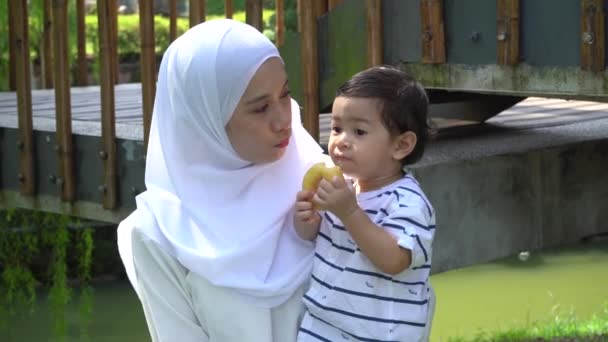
[333,154,350,162]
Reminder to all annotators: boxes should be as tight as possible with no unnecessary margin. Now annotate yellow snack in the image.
[302,162,344,192]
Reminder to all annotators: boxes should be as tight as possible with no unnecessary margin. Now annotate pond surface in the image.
[2,239,607,341]
[430,238,608,341]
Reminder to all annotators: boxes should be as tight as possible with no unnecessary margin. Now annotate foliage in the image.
[84,14,190,61]
[207,0,246,15]
[0,209,95,341]
[0,0,78,90]
[267,0,299,34]
[0,2,285,90]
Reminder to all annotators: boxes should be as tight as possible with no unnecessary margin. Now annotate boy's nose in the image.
[337,135,351,149]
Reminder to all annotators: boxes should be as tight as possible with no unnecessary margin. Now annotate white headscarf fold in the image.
[117,19,324,307]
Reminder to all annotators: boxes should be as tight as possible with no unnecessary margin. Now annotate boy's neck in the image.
[356,171,404,193]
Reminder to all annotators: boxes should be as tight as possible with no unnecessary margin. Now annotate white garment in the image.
[298,287,435,342]
[130,227,309,342]
[299,175,436,341]
[117,18,324,310]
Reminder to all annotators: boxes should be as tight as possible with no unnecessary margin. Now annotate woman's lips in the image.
[275,138,290,148]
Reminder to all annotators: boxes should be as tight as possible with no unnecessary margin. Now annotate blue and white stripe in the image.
[299,175,436,342]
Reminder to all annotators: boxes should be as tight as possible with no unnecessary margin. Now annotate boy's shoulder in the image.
[387,174,434,220]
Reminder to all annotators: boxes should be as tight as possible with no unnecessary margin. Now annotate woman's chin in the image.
[258,148,287,164]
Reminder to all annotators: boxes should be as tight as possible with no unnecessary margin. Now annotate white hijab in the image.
[117,19,324,307]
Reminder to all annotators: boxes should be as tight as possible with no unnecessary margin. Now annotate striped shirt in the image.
[298,174,436,342]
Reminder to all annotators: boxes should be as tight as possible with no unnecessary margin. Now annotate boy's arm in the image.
[340,208,412,275]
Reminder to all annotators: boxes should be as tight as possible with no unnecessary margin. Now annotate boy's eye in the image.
[355,129,367,135]
[331,126,342,133]
[280,90,291,98]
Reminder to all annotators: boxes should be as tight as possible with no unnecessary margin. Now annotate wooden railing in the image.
[6,0,384,210]
[300,0,382,140]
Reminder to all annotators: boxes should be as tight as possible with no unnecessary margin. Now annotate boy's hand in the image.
[313,176,358,221]
[294,190,321,240]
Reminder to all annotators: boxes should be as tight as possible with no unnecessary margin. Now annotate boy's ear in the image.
[392,131,417,161]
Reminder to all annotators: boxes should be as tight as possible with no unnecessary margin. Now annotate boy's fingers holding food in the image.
[295,200,314,211]
[296,208,320,223]
[331,175,348,188]
[296,190,314,201]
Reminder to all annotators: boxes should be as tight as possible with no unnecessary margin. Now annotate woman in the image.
[117,19,324,341]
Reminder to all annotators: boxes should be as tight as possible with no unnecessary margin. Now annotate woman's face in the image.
[226,57,292,164]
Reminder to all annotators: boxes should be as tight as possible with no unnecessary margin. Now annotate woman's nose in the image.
[271,107,291,132]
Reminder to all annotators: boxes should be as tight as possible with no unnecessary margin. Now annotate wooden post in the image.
[52,0,75,202]
[41,0,54,88]
[296,0,302,32]
[328,0,344,11]
[225,0,233,18]
[110,0,119,84]
[76,0,88,85]
[8,0,17,91]
[314,0,328,18]
[275,0,284,46]
[496,0,519,65]
[189,0,206,27]
[246,0,264,31]
[139,0,156,150]
[98,0,118,209]
[366,0,383,67]
[189,0,198,26]
[299,0,320,141]
[11,0,35,195]
[581,0,605,71]
[169,0,178,42]
[420,0,446,64]
[199,0,206,23]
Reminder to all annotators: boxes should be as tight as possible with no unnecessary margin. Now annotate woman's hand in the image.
[294,190,321,241]
[313,176,358,221]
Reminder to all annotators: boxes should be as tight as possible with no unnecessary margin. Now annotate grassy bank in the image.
[446,305,608,342]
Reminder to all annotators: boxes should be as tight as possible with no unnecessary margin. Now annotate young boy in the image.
[294,66,436,341]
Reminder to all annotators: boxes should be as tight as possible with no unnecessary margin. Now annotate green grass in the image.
[446,305,608,342]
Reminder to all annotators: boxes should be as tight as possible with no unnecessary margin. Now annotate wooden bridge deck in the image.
[2,84,608,273]
[0,83,145,141]
[1,83,608,224]
[2,0,607,275]
[3,83,608,144]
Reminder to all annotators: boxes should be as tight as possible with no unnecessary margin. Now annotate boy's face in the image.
[329,96,407,184]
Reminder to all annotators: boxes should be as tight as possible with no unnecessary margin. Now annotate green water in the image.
[430,239,608,341]
[2,240,607,341]
[0,281,149,342]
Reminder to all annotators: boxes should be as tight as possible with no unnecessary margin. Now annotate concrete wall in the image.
[414,139,608,274]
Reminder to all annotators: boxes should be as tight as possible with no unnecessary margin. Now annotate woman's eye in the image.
[254,104,269,113]
[355,129,367,135]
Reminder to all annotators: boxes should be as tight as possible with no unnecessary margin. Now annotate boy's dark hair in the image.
[336,65,430,165]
